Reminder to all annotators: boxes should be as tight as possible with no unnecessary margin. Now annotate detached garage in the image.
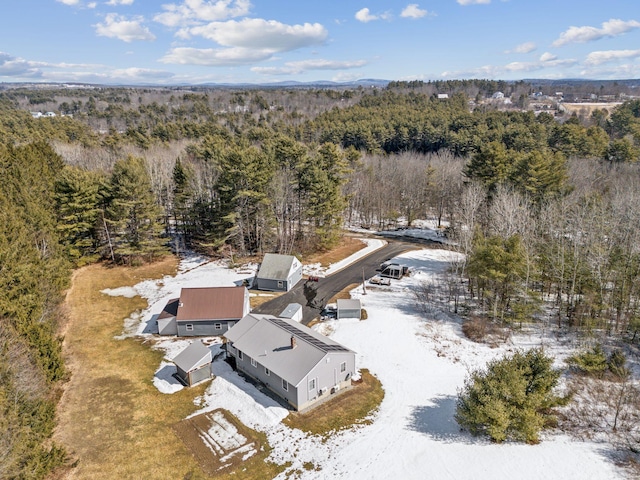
[255,253,303,292]
[172,341,213,387]
[337,299,361,320]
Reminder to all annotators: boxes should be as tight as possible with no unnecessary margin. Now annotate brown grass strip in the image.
[283,369,384,437]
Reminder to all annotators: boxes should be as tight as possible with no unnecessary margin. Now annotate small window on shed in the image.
[265,367,270,376]
[309,378,316,391]
[340,361,346,373]
[251,357,257,367]
[277,281,284,288]
[282,379,288,391]
[238,350,243,360]
[215,323,222,330]
[186,324,194,332]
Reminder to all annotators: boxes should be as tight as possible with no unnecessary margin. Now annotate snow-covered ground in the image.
[115,244,623,480]
[350,218,453,245]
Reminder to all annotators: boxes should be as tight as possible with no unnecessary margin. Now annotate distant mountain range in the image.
[2,78,639,90]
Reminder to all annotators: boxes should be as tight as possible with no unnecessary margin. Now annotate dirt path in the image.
[53,258,213,479]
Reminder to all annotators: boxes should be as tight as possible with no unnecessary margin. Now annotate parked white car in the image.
[369,275,391,286]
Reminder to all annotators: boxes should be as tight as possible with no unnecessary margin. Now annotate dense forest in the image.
[1,79,640,477]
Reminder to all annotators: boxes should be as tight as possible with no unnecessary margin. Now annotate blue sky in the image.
[0,0,639,85]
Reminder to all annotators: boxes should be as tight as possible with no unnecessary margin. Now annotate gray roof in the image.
[257,253,300,281]
[279,303,302,319]
[225,314,354,387]
[172,341,212,372]
[337,299,361,310]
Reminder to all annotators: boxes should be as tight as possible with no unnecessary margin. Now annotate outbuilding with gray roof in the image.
[337,299,362,320]
[172,341,213,387]
[255,253,302,292]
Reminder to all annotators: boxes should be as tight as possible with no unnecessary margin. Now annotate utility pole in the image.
[362,267,367,295]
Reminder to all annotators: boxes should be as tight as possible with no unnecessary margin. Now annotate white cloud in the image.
[184,18,327,51]
[154,0,251,27]
[0,52,42,78]
[106,0,134,5]
[160,47,273,66]
[401,4,428,19]
[585,49,640,66]
[252,58,367,75]
[94,13,156,42]
[56,0,81,5]
[0,50,178,84]
[111,67,174,80]
[539,52,557,62]
[457,0,490,5]
[442,54,577,78]
[553,18,640,47]
[355,8,378,23]
[505,42,536,54]
[504,61,540,73]
[87,2,97,7]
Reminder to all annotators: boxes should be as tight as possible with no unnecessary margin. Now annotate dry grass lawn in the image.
[55,257,282,480]
[302,236,366,267]
[283,370,384,437]
[55,238,377,479]
[249,290,285,309]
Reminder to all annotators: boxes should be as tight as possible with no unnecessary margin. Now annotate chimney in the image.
[290,335,297,349]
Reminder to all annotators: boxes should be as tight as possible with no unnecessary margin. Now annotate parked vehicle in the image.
[379,263,409,279]
[369,275,391,285]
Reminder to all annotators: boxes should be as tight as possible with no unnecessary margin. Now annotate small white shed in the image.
[337,299,362,320]
[279,303,303,322]
[172,341,212,387]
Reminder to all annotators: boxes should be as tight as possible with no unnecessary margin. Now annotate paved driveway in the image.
[253,240,432,324]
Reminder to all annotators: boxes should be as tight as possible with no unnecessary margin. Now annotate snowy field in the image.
[115,241,624,480]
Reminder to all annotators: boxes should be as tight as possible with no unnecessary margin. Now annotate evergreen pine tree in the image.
[106,155,166,263]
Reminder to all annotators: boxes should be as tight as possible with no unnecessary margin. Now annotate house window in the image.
[238,350,243,360]
[277,281,284,288]
[251,357,257,368]
[309,378,316,391]
[265,367,270,376]
[340,362,346,373]
[215,323,222,330]
[282,379,288,391]
[186,324,194,332]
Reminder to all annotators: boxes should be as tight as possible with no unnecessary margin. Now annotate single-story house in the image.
[224,314,356,411]
[337,299,361,320]
[279,303,303,322]
[172,341,212,387]
[255,253,302,292]
[158,286,250,337]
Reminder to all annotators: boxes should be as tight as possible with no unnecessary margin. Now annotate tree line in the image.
[1,84,640,477]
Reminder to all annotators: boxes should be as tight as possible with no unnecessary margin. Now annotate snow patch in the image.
[153,361,183,394]
[123,246,622,479]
